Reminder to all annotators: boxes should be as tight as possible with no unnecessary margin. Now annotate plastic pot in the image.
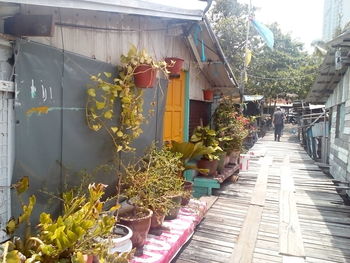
[108,224,133,254]
[203,90,213,101]
[164,57,184,77]
[133,64,157,88]
[197,158,218,176]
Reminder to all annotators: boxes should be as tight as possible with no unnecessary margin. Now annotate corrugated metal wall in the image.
[0,40,14,242]
[22,5,211,100]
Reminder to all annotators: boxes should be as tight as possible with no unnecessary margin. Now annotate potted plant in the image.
[2,178,131,263]
[120,147,184,252]
[164,57,184,77]
[120,45,170,88]
[169,141,215,205]
[190,126,223,177]
[213,96,249,165]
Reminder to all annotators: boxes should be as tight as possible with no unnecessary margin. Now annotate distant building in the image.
[323,0,350,41]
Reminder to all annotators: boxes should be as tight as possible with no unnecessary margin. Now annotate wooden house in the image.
[0,0,239,239]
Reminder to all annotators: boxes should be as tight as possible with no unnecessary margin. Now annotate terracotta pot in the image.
[164,57,184,77]
[165,194,182,220]
[150,210,166,229]
[217,153,226,174]
[203,90,213,101]
[181,181,193,206]
[229,150,240,165]
[197,158,218,176]
[119,207,153,256]
[224,154,231,167]
[133,64,157,88]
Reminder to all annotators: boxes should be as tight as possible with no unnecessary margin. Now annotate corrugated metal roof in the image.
[186,18,239,96]
[0,0,204,20]
[306,31,350,104]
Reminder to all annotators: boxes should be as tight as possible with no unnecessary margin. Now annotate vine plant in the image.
[86,45,171,152]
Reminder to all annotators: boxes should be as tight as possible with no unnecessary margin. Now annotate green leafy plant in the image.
[190,126,222,160]
[169,141,215,172]
[1,179,131,263]
[213,96,249,152]
[86,45,171,153]
[120,45,171,74]
[121,147,185,214]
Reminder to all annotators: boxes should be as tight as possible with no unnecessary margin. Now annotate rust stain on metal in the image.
[26,106,49,115]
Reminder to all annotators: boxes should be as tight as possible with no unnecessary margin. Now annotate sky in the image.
[239,0,324,50]
[147,0,324,51]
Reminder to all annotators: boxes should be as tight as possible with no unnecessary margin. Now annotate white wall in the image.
[22,5,211,101]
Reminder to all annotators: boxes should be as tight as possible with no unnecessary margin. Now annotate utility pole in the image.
[240,0,252,100]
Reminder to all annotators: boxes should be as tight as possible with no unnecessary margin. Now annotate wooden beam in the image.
[187,35,204,70]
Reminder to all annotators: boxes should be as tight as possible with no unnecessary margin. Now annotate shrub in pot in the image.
[121,147,185,239]
[190,126,223,176]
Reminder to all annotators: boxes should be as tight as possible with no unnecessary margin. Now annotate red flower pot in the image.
[133,64,157,88]
[164,57,184,77]
[119,207,153,256]
[197,158,218,176]
[203,90,213,101]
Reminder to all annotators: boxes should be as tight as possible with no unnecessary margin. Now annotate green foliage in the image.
[120,44,170,73]
[213,96,250,152]
[1,178,130,263]
[190,126,222,160]
[121,147,185,214]
[209,0,321,100]
[169,141,215,171]
[86,45,170,153]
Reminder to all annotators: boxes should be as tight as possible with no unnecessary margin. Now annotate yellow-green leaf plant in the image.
[86,45,171,153]
[1,178,131,263]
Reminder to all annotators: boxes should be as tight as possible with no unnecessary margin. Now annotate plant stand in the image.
[193,163,240,198]
[130,199,207,263]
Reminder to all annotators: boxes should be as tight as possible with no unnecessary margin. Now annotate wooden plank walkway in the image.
[174,127,350,263]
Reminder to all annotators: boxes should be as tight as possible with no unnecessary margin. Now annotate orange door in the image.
[163,72,185,143]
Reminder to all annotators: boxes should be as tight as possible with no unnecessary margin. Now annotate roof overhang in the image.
[0,0,204,21]
[306,31,350,104]
[186,17,239,97]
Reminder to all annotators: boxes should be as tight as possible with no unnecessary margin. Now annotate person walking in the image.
[272,107,284,141]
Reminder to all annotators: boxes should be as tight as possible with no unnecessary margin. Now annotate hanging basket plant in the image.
[120,45,171,88]
[164,57,184,77]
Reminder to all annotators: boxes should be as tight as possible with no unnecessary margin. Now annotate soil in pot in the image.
[133,64,156,88]
[165,194,182,220]
[197,158,218,177]
[181,181,193,206]
[119,207,153,256]
[149,210,166,236]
